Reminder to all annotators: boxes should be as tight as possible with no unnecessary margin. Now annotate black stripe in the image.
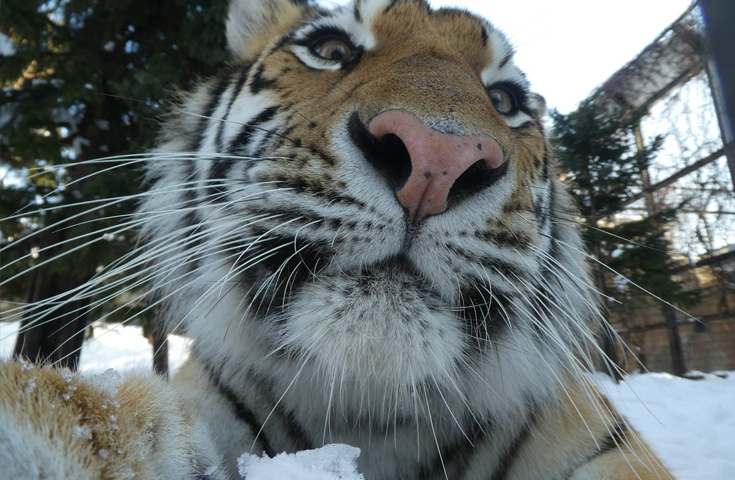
[542,146,550,181]
[234,230,331,319]
[498,52,512,69]
[250,373,314,451]
[418,420,492,479]
[598,422,627,456]
[546,179,560,263]
[278,406,313,451]
[525,280,560,343]
[180,210,203,273]
[384,0,400,13]
[445,244,526,282]
[176,159,204,279]
[489,411,537,480]
[197,73,232,152]
[201,361,276,457]
[533,181,551,231]
[476,256,525,280]
[216,63,253,154]
[477,228,531,251]
[252,128,279,157]
[273,32,295,52]
[204,65,255,199]
[562,422,627,478]
[458,287,513,353]
[227,106,280,155]
[250,64,276,94]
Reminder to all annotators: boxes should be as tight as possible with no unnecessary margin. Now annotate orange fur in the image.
[0,360,224,480]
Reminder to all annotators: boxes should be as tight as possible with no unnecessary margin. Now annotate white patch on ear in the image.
[532,93,547,115]
[358,0,390,27]
[226,0,301,61]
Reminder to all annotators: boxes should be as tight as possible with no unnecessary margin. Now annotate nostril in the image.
[374,133,413,190]
[355,109,506,223]
[449,159,509,203]
[349,112,412,190]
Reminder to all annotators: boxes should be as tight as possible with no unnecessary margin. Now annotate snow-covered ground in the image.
[0,320,191,375]
[2,320,734,479]
[593,372,735,480]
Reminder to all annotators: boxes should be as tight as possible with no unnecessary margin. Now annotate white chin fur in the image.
[280,268,466,388]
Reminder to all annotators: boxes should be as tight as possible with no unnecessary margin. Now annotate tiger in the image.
[0,0,674,479]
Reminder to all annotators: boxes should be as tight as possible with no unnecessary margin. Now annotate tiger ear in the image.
[533,94,547,116]
[226,0,306,61]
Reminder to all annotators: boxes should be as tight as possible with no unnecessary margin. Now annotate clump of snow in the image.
[23,377,36,393]
[87,368,122,397]
[237,444,364,480]
[73,425,93,441]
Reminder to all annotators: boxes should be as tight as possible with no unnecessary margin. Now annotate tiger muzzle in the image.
[350,110,506,224]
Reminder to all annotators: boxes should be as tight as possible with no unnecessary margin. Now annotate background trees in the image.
[1,0,229,370]
[552,98,701,377]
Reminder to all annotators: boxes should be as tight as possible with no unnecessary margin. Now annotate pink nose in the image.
[368,110,504,223]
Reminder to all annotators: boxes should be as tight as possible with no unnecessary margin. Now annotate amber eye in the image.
[311,37,354,62]
[488,88,517,115]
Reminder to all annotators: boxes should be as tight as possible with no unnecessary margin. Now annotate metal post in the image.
[699,0,735,190]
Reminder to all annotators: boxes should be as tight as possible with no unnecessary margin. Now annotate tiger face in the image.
[139,2,614,473]
[146,0,596,403]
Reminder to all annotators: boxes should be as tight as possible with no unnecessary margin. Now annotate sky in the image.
[318,0,695,113]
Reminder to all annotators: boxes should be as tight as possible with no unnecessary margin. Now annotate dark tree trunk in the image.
[14,267,90,370]
[152,321,169,379]
[13,227,91,371]
[663,308,687,376]
[600,321,624,382]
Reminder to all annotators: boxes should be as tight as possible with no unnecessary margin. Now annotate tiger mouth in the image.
[360,254,421,279]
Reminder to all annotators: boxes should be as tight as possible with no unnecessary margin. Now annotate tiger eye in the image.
[488,88,516,115]
[312,38,353,62]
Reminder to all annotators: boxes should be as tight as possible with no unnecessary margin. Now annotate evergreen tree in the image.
[552,98,701,377]
[0,0,230,370]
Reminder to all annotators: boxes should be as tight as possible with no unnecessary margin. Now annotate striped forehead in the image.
[310,1,525,78]
[301,0,390,49]
[479,23,528,88]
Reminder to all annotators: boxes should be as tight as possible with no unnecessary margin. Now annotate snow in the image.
[0,33,15,56]
[0,320,191,375]
[238,444,364,480]
[591,372,735,480]
[1,320,734,479]
[72,136,91,157]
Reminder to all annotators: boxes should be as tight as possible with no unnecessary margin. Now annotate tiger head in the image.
[144,0,598,410]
